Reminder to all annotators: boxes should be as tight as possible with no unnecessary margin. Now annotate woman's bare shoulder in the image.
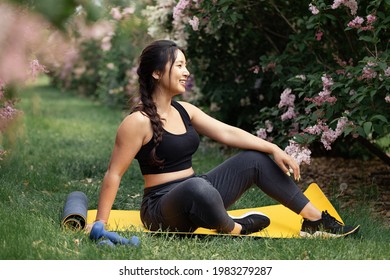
[126,111,150,124]
[177,101,201,116]
[117,111,151,136]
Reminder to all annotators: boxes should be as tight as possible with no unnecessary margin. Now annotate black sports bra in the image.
[135,101,200,175]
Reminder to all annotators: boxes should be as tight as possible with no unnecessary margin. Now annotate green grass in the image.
[0,78,389,260]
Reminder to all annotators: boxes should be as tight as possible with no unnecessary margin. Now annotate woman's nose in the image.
[183,67,190,77]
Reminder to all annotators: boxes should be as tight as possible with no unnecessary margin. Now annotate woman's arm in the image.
[181,101,300,180]
[94,112,150,224]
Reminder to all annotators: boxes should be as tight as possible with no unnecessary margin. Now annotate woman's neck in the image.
[153,93,173,118]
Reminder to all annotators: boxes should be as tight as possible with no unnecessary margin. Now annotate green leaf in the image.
[292,134,307,144]
[359,35,374,43]
[343,126,355,136]
[371,115,388,123]
[363,121,373,136]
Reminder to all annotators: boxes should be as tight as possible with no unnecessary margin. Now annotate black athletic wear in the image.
[135,101,200,175]
[300,210,360,238]
[141,151,310,233]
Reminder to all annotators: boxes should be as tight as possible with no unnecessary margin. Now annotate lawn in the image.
[0,78,389,260]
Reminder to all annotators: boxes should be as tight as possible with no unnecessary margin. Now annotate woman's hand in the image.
[271,145,301,181]
[84,222,95,234]
[84,219,108,234]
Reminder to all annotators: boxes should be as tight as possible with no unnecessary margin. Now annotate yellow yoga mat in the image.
[87,183,343,238]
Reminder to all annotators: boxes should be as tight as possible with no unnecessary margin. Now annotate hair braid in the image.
[132,40,180,167]
[137,83,164,167]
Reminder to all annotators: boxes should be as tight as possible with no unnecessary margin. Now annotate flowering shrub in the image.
[144,0,390,165]
[254,0,390,164]
[49,1,151,110]
[0,0,101,160]
[0,3,55,160]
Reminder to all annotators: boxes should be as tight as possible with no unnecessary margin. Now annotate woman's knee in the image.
[237,150,270,162]
[185,177,221,205]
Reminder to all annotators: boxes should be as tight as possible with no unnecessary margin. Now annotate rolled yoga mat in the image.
[61,191,88,230]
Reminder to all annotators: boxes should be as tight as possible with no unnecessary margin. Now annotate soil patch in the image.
[300,157,390,226]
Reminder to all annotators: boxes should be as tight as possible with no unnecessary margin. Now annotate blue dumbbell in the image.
[97,239,115,247]
[90,221,140,247]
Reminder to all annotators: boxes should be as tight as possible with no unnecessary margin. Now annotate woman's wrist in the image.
[267,143,281,155]
[94,219,107,224]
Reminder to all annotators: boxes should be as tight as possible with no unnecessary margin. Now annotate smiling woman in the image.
[89,39,360,238]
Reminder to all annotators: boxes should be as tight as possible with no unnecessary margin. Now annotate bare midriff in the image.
[143,167,195,188]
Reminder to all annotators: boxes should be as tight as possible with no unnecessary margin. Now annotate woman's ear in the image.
[152,71,160,80]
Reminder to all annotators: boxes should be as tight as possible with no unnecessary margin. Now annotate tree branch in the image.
[357,135,390,166]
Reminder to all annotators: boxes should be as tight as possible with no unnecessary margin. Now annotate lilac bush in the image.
[49,1,150,109]
[0,0,100,159]
[144,0,389,165]
[0,3,54,160]
[256,0,390,164]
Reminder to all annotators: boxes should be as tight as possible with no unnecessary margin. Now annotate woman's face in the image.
[157,50,190,95]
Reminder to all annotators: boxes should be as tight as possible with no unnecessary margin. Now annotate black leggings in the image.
[140,150,309,233]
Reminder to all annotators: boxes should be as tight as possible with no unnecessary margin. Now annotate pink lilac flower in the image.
[331,0,358,15]
[348,14,376,31]
[333,54,347,67]
[101,36,112,51]
[110,6,135,21]
[385,96,390,103]
[315,30,323,41]
[347,16,364,28]
[279,88,298,121]
[265,120,273,133]
[321,117,350,150]
[321,74,334,88]
[305,118,349,150]
[305,93,337,106]
[59,47,79,83]
[385,67,390,77]
[366,14,376,24]
[305,74,337,106]
[281,106,298,121]
[360,62,378,80]
[309,3,320,15]
[284,140,312,165]
[0,104,18,120]
[110,7,122,20]
[250,65,260,74]
[321,130,337,150]
[30,59,48,81]
[295,74,306,81]
[81,20,115,41]
[122,7,135,16]
[173,0,190,21]
[304,120,327,135]
[256,128,267,139]
[0,5,45,83]
[188,15,199,31]
[278,88,295,108]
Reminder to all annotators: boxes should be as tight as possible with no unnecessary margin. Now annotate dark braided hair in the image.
[133,40,181,167]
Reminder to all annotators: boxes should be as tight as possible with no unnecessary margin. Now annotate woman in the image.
[91,40,359,237]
